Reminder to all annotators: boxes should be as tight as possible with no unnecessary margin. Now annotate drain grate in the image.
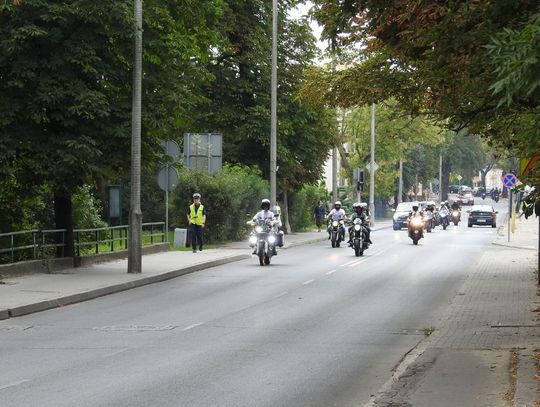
[93,325,178,332]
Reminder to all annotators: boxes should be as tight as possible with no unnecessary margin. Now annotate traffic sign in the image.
[157,166,179,192]
[502,172,518,189]
[456,175,462,181]
[367,161,379,173]
[160,140,181,163]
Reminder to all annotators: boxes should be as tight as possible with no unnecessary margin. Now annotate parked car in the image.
[392,202,416,230]
[467,205,498,228]
[449,185,461,193]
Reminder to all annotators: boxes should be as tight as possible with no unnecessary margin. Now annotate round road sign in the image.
[502,172,518,189]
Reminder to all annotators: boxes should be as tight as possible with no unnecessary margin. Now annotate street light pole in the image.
[439,154,443,203]
[369,103,376,226]
[128,0,143,274]
[398,158,403,204]
[270,0,278,206]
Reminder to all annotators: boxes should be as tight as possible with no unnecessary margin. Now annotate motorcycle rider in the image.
[327,201,346,240]
[424,201,436,229]
[408,203,424,227]
[252,199,277,254]
[348,202,372,245]
[450,200,461,221]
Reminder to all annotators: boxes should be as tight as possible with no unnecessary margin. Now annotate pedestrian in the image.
[314,200,326,232]
[187,192,207,253]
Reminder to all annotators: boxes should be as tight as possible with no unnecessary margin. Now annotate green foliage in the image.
[171,165,269,242]
[287,184,329,231]
[72,185,107,229]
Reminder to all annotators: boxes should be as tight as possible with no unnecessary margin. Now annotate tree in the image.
[0,1,223,253]
[305,1,539,158]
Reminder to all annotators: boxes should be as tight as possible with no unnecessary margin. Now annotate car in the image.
[392,202,417,230]
[449,185,461,194]
[467,205,498,228]
[459,192,475,205]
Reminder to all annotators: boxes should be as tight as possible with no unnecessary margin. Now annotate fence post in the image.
[111,228,114,252]
[162,223,165,243]
[10,234,14,263]
[150,224,154,244]
[62,230,65,258]
[33,231,37,259]
[95,230,99,254]
[76,231,80,257]
[41,231,45,259]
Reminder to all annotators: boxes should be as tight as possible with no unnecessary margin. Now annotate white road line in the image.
[302,279,314,285]
[182,322,204,331]
[0,379,30,391]
[339,260,357,267]
[348,259,366,267]
[103,348,130,358]
[274,291,288,298]
[326,269,337,275]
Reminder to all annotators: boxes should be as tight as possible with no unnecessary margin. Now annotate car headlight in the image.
[249,236,257,245]
[268,235,276,244]
[332,221,338,227]
[255,226,263,233]
[354,224,361,231]
[411,218,422,227]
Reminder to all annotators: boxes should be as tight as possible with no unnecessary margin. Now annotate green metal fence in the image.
[0,222,165,264]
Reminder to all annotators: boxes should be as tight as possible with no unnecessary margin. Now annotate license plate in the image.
[477,219,486,223]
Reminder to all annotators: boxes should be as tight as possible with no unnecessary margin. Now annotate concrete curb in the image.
[491,242,537,251]
[0,309,9,320]
[5,254,249,319]
[515,349,538,407]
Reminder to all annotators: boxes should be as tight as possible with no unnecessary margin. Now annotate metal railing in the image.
[0,222,165,264]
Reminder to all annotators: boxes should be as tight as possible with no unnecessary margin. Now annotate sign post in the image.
[502,173,519,242]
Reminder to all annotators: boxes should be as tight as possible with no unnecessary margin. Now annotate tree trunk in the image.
[281,190,292,234]
[337,144,351,174]
[54,190,75,259]
[441,161,451,201]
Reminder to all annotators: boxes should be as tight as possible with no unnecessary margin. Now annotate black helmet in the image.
[412,204,419,211]
[261,199,271,210]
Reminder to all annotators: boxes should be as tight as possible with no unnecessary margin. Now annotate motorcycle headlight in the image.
[452,211,459,216]
[354,224,361,231]
[411,218,422,226]
[268,235,276,244]
[249,236,257,245]
[332,221,338,227]
[255,226,263,233]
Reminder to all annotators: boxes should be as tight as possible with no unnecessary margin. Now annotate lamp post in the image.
[128,0,143,274]
[270,0,278,206]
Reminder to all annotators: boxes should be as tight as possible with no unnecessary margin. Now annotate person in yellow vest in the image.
[187,193,207,253]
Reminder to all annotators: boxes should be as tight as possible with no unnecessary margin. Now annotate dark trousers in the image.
[191,224,203,250]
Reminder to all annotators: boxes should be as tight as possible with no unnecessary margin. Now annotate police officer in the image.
[187,193,207,253]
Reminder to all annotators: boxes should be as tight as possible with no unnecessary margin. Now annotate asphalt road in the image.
[0,200,506,407]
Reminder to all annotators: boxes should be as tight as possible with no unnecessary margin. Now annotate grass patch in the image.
[423,326,436,337]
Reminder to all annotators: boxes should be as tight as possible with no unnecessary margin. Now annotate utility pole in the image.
[128,0,143,274]
[270,0,278,207]
[398,158,403,204]
[439,154,443,203]
[415,173,418,201]
[369,103,376,226]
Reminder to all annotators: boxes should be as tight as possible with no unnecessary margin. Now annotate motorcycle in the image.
[348,218,370,256]
[451,210,460,226]
[328,219,345,248]
[247,219,277,266]
[481,192,486,200]
[439,208,450,230]
[493,193,500,203]
[408,215,424,245]
[424,210,434,233]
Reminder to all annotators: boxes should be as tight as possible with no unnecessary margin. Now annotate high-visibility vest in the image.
[189,204,205,225]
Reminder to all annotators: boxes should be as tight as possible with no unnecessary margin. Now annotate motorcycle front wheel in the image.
[264,255,271,265]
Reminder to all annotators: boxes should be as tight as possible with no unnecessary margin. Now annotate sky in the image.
[288,1,327,53]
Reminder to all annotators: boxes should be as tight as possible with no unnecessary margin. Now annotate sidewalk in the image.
[367,216,539,407]
[0,231,331,321]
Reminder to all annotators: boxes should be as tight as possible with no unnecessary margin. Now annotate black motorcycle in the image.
[248,219,277,266]
[328,219,345,248]
[408,215,424,245]
[493,193,500,203]
[348,218,370,256]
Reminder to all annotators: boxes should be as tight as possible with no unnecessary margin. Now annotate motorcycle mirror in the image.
[391,208,396,212]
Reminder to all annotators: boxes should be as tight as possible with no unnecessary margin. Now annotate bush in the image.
[287,184,329,231]
[72,185,108,229]
[171,165,269,242]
